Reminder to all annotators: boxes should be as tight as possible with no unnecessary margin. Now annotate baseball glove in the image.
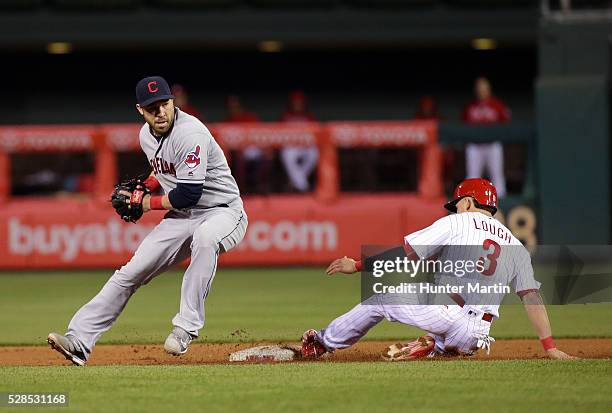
[110,175,151,223]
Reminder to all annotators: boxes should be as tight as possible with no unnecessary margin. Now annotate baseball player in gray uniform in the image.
[48,76,247,366]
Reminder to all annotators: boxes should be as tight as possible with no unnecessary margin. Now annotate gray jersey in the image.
[139,108,240,208]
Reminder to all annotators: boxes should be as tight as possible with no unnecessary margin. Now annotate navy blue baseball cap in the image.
[136,76,175,107]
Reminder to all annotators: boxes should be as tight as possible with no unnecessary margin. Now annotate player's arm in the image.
[139,173,167,211]
[143,193,171,211]
[519,290,577,360]
[496,99,511,123]
[326,246,418,275]
[326,256,359,275]
[326,216,452,275]
[142,182,203,212]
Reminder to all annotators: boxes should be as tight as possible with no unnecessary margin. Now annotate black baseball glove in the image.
[110,175,151,223]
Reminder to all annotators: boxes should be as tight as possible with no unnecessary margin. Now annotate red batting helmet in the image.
[444,178,498,214]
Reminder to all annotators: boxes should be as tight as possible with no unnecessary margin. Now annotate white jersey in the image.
[139,108,240,209]
[404,212,540,318]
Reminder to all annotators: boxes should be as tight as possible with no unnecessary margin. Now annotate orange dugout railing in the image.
[0,120,443,203]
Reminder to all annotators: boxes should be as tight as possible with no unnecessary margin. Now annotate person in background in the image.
[225,95,259,123]
[415,95,439,120]
[225,95,272,194]
[462,77,510,198]
[171,84,203,120]
[280,90,318,192]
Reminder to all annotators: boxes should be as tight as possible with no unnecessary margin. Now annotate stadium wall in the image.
[0,120,447,268]
[537,17,611,244]
[0,119,539,268]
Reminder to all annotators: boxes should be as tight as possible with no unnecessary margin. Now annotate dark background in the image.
[6,47,536,124]
[1,0,610,242]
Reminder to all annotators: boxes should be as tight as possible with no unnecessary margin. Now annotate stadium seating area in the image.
[2,0,608,11]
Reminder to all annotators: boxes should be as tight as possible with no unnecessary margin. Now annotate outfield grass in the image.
[1,360,610,413]
[0,269,611,346]
[1,269,610,413]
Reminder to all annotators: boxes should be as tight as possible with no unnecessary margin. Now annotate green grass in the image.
[0,269,611,346]
[1,269,610,413]
[1,360,610,413]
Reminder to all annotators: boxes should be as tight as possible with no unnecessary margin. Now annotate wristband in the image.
[355,260,363,272]
[540,336,556,351]
[149,195,164,210]
[144,175,161,192]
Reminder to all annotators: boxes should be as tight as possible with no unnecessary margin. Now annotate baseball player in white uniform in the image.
[302,178,575,360]
[48,76,247,366]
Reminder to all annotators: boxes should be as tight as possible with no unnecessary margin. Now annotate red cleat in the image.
[382,336,435,361]
[301,329,328,358]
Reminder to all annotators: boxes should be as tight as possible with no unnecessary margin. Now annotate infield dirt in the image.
[1,339,611,366]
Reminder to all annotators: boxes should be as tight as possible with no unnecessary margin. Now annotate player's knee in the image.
[109,269,141,290]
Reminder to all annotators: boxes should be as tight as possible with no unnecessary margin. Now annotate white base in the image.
[229,345,301,362]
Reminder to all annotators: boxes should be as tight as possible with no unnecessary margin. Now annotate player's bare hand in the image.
[546,348,578,360]
[326,256,357,275]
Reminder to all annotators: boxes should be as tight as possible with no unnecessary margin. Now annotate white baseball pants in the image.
[465,142,506,198]
[280,146,319,192]
[318,295,492,354]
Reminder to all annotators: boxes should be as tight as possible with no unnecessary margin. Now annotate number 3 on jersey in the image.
[479,238,501,276]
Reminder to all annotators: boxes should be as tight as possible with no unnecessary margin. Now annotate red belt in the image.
[449,293,494,323]
[481,312,494,322]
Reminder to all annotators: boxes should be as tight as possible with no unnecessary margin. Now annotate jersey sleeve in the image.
[510,248,541,295]
[173,132,210,184]
[496,100,511,122]
[404,216,452,259]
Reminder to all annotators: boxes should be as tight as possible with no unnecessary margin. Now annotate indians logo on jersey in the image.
[149,157,176,176]
[184,145,201,169]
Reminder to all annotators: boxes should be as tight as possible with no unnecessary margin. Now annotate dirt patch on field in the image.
[1,339,611,366]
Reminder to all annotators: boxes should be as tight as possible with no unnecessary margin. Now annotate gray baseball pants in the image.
[65,199,247,359]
